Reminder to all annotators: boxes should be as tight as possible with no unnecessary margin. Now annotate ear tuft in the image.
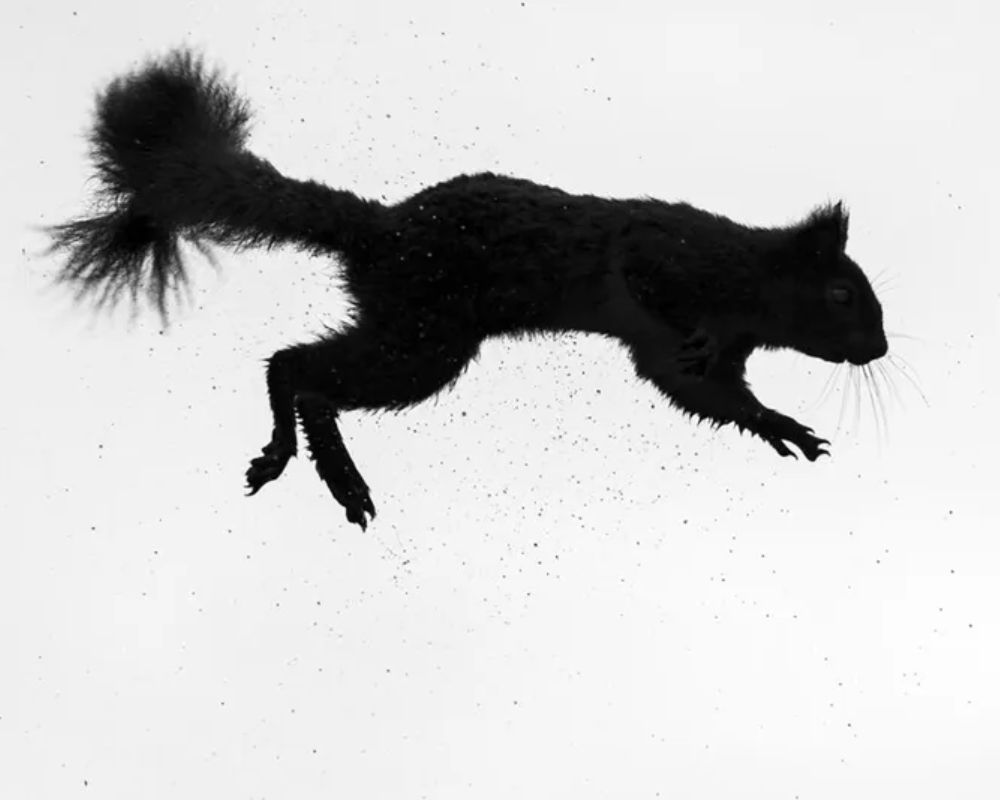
[796,201,850,255]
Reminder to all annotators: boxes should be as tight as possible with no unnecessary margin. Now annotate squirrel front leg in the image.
[630,343,830,461]
[672,377,828,460]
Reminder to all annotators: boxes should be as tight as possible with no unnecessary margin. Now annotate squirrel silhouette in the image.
[48,50,888,530]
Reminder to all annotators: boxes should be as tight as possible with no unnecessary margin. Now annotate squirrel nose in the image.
[872,332,888,359]
[848,332,888,365]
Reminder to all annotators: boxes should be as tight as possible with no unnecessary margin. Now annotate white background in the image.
[2,1,997,798]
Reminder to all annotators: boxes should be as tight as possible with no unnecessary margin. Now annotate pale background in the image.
[1,1,997,798]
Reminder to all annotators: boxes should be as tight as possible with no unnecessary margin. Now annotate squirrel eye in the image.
[829,286,853,305]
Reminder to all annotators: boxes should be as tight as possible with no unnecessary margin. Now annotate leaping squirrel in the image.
[49,50,888,530]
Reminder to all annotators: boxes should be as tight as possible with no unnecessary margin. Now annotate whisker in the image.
[871,269,900,294]
[872,363,892,439]
[860,365,874,442]
[874,360,905,409]
[843,365,861,435]
[836,363,853,435]
[805,362,843,413]
[871,267,894,287]
[887,354,931,407]
[868,366,884,446]
[886,330,925,343]
[853,366,863,434]
[864,363,889,447]
[887,351,925,382]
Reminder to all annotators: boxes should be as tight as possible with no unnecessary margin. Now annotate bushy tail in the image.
[48,49,380,322]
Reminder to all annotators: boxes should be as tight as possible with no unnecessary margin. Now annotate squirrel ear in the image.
[795,202,849,255]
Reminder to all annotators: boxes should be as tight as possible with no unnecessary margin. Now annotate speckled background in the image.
[2,1,996,797]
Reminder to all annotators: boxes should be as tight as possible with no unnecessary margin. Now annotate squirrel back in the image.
[49,48,886,371]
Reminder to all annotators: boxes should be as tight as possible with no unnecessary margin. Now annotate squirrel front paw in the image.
[756,410,830,461]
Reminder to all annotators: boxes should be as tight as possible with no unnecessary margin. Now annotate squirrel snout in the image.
[847,331,888,365]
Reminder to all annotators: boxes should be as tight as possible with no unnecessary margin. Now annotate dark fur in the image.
[49,49,888,530]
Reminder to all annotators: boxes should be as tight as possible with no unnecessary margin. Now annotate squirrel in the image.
[48,49,888,530]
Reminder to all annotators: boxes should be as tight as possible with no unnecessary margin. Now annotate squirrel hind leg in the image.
[295,393,376,530]
[247,325,481,529]
[244,346,303,496]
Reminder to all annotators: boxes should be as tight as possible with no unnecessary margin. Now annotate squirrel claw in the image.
[344,494,376,531]
[316,465,375,531]
[757,410,830,462]
[245,441,295,495]
[765,435,798,459]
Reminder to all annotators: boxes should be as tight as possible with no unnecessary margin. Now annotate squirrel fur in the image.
[49,49,889,530]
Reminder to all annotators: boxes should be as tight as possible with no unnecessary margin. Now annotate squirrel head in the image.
[762,203,887,365]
